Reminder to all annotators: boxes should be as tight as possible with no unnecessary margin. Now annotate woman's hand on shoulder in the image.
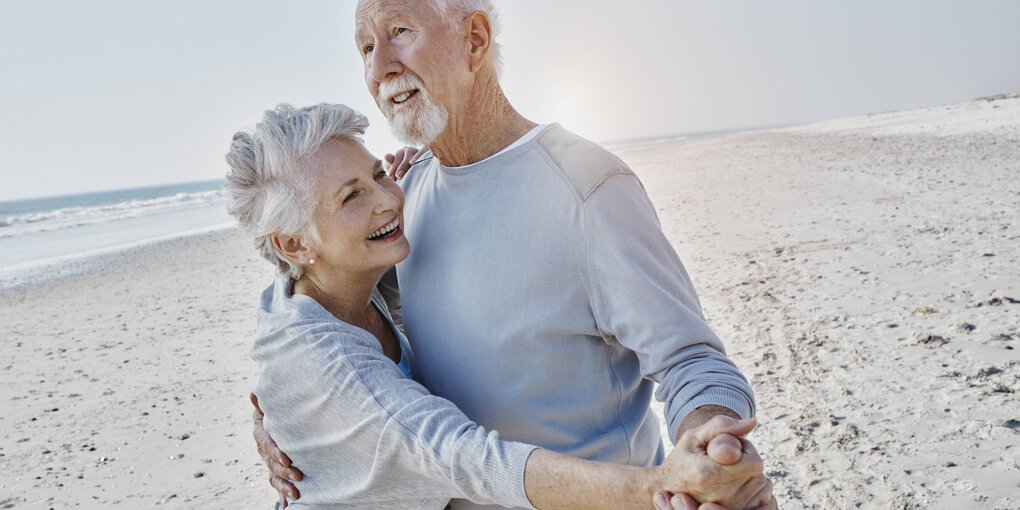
[384,146,429,181]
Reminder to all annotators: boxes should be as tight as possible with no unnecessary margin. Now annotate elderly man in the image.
[254,1,775,509]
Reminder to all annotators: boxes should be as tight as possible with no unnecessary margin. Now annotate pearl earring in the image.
[308,258,315,265]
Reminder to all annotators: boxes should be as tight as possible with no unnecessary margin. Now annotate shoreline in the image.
[0,221,236,293]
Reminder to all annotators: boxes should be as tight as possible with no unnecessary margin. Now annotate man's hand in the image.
[251,393,303,509]
[653,416,771,509]
[677,405,745,465]
[658,491,778,510]
[384,146,428,181]
[669,405,776,508]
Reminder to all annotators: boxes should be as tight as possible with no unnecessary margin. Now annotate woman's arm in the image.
[253,326,767,509]
[254,323,537,507]
[523,416,770,510]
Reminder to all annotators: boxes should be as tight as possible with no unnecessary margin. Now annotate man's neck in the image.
[430,75,537,167]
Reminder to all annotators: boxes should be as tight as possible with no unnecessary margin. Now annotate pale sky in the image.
[1,0,1018,201]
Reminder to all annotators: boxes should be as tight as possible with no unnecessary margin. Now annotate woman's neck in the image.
[293,267,383,330]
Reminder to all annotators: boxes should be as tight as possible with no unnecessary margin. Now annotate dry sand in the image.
[2,95,1018,509]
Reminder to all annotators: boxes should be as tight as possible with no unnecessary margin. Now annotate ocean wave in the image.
[0,189,228,238]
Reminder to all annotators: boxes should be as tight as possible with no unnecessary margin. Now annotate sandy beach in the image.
[2,95,1018,509]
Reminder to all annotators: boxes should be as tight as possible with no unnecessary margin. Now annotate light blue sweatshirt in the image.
[386,123,756,510]
[250,276,538,509]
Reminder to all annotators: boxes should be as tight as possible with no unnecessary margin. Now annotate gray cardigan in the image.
[249,276,537,509]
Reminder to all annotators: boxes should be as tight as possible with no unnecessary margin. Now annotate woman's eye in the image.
[395,27,408,36]
[343,190,360,203]
[374,170,387,180]
[363,44,374,54]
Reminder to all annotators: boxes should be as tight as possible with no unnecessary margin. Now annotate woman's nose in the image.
[373,182,401,214]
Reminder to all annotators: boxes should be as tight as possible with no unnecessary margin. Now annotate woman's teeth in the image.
[368,219,400,240]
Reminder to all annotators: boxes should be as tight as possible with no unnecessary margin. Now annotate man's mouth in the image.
[367,217,401,241]
[390,89,419,105]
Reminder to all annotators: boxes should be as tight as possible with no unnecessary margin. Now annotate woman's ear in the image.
[271,233,316,266]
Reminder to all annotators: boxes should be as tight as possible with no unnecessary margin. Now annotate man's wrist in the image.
[675,405,741,442]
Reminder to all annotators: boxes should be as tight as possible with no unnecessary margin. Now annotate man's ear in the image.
[464,11,493,73]
[271,233,316,266]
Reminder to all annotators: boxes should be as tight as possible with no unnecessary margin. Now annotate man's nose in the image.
[368,41,402,89]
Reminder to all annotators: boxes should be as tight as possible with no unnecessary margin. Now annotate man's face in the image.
[355,0,467,145]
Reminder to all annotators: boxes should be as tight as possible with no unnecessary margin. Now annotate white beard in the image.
[378,75,449,146]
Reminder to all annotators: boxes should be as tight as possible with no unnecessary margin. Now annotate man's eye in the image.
[374,170,387,180]
[343,190,361,203]
[395,27,408,35]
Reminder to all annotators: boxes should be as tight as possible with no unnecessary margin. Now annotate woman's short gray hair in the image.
[225,103,369,279]
[429,0,502,74]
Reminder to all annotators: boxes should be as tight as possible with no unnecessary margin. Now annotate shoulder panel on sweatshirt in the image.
[535,124,635,200]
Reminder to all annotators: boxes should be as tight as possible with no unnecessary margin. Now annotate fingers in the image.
[737,438,764,475]
[750,493,778,510]
[392,146,423,180]
[721,474,771,510]
[682,416,757,452]
[384,153,397,179]
[252,397,304,483]
[654,491,672,510]
[270,474,300,501]
[253,412,295,469]
[257,428,299,481]
[698,503,729,510]
[266,454,303,482]
[251,393,304,503]
[746,478,774,509]
[706,433,743,465]
[668,492,700,510]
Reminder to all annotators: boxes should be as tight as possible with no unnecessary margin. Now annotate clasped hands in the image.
[652,415,777,510]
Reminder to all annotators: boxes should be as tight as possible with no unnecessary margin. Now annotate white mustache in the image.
[378,75,427,107]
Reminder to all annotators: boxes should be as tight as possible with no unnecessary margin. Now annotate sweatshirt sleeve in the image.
[581,173,756,443]
[251,325,537,508]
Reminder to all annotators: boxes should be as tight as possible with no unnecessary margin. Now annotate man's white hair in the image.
[225,103,369,279]
[428,0,502,74]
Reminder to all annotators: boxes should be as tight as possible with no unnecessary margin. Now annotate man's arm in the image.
[580,173,770,505]
[581,173,756,438]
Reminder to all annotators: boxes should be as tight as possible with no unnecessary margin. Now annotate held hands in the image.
[652,416,776,510]
[383,146,429,181]
[251,394,303,509]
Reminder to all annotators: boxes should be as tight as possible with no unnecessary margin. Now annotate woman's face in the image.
[304,137,409,276]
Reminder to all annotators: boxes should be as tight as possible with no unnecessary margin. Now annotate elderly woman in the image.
[225,103,770,510]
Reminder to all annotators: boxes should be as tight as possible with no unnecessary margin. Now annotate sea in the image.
[0,179,233,290]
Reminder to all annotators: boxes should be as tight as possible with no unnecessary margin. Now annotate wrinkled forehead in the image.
[355,0,439,33]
